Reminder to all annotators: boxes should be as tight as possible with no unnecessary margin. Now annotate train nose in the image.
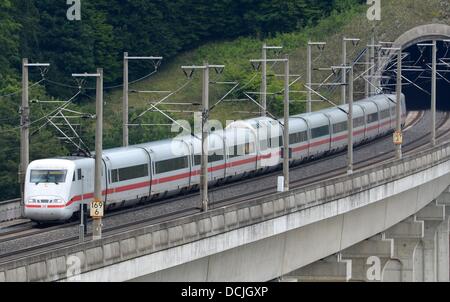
[24,197,72,222]
[24,206,72,222]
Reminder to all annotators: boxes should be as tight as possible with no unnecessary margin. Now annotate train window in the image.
[111,169,119,183]
[332,122,347,133]
[117,164,149,181]
[391,106,396,116]
[228,146,237,158]
[209,152,224,162]
[30,170,67,184]
[194,152,224,165]
[311,125,329,139]
[259,139,269,151]
[72,172,76,182]
[229,145,241,158]
[77,169,82,180]
[380,109,390,120]
[260,133,282,148]
[263,136,277,148]
[289,131,308,144]
[228,143,253,158]
[245,142,255,155]
[353,117,365,128]
[367,113,379,123]
[155,157,188,174]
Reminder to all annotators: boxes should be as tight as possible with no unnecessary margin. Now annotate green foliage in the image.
[6,0,348,95]
[0,128,20,198]
[0,0,21,93]
[0,0,361,200]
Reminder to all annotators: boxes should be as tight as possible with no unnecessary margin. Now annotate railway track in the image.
[0,110,447,263]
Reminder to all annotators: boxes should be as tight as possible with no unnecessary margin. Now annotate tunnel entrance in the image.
[382,40,450,111]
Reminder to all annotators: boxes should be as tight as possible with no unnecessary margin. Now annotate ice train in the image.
[24,94,406,222]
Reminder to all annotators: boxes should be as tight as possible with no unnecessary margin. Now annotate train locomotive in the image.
[24,93,406,222]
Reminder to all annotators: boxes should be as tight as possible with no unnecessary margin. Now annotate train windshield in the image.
[30,170,67,184]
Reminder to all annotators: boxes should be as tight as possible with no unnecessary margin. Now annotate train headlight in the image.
[28,199,37,203]
[54,199,63,204]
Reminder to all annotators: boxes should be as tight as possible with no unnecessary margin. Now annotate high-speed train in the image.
[24,94,406,222]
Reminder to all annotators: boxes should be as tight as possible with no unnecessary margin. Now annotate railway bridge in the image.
[0,135,449,282]
[0,24,450,282]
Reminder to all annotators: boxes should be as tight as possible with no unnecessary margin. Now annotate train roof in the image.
[55,156,87,161]
[58,94,405,162]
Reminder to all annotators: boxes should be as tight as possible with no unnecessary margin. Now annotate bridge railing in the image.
[1,141,450,281]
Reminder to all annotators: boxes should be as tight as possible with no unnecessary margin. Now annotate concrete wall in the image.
[0,199,22,223]
[1,142,450,282]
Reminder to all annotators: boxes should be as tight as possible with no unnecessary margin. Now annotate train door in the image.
[207,132,226,184]
[359,105,367,141]
[102,156,111,204]
[137,147,153,198]
[289,116,310,162]
[83,161,94,204]
[372,102,381,137]
[255,121,265,172]
[353,105,366,145]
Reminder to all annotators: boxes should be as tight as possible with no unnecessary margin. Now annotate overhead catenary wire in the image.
[30,90,83,136]
[130,79,193,123]
[0,89,82,135]
[0,78,46,99]
[58,111,91,153]
[44,68,159,91]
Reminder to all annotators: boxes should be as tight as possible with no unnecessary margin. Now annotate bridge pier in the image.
[384,217,424,282]
[416,201,446,282]
[290,197,450,283]
[436,214,449,281]
[436,191,450,281]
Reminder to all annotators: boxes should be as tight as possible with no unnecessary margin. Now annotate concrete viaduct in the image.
[1,24,450,282]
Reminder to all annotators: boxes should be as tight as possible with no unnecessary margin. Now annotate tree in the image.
[0,0,21,93]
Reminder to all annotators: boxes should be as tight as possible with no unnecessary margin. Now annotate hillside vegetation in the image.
[1,0,449,200]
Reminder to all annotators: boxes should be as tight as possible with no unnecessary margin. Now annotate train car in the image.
[292,112,331,159]
[24,93,407,222]
[145,139,192,199]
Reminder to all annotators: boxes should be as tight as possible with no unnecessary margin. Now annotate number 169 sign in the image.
[90,199,104,218]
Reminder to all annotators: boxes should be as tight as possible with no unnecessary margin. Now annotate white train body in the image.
[24,94,407,222]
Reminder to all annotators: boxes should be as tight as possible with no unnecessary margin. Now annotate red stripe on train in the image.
[30,119,400,209]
